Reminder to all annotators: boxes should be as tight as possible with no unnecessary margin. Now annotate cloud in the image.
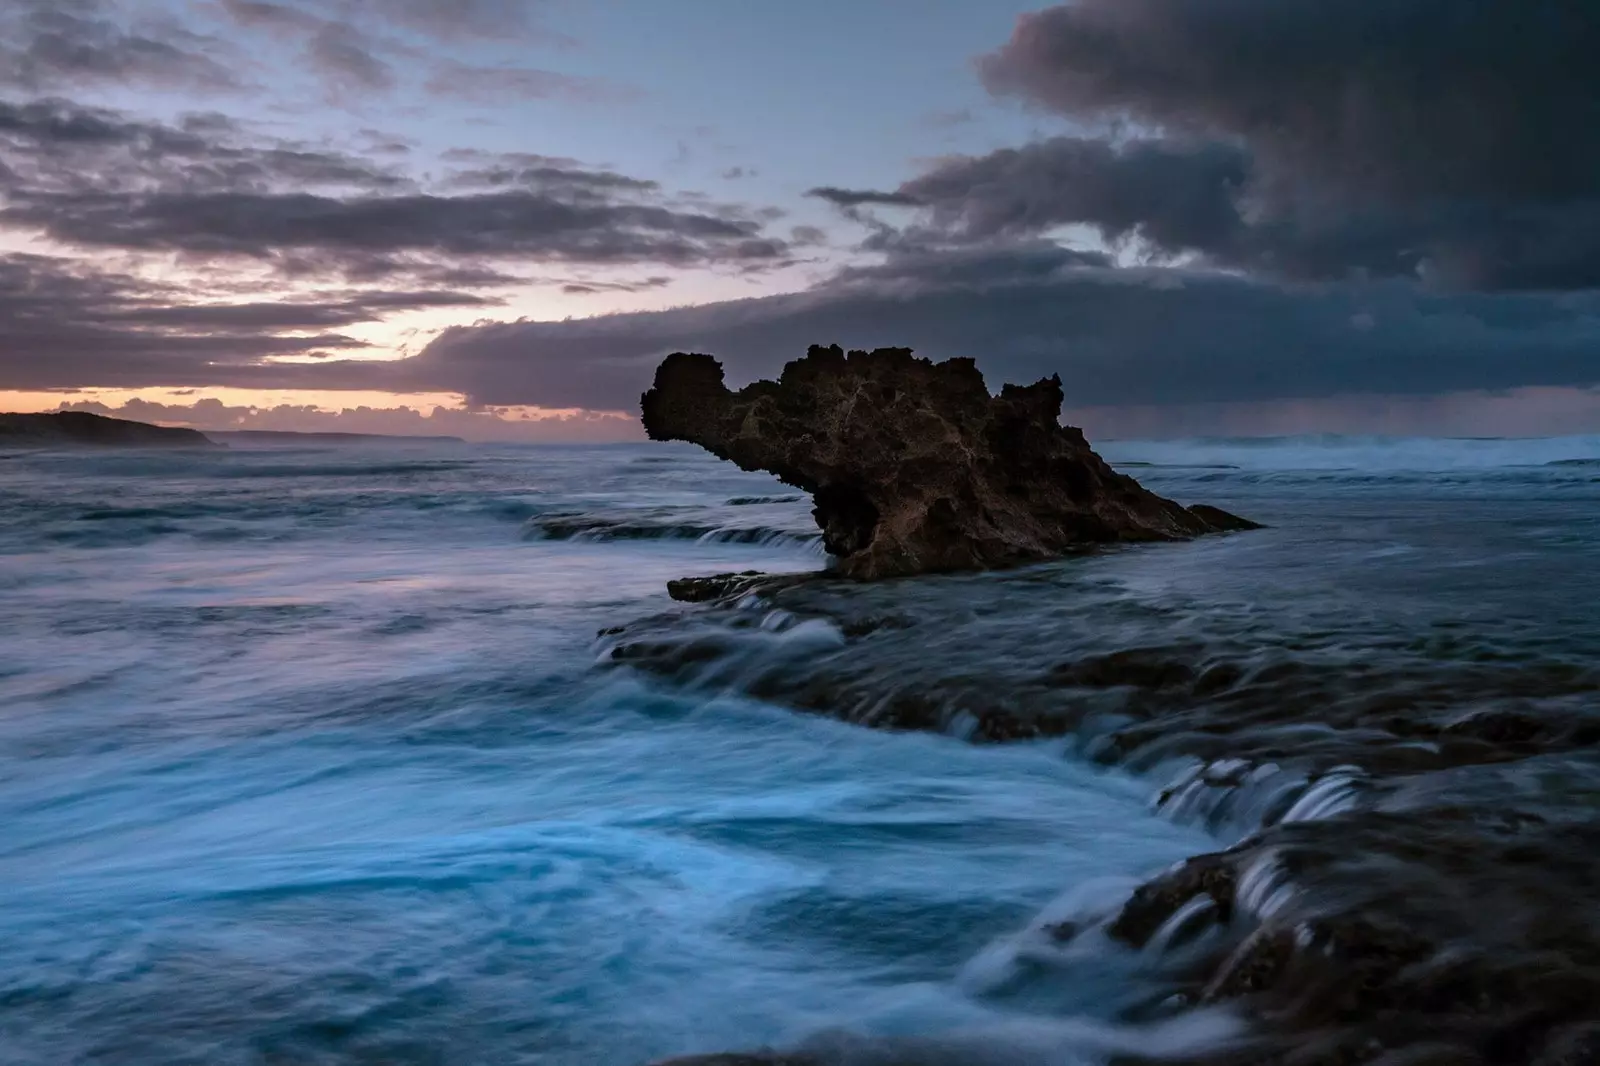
[425,61,638,104]
[0,94,796,397]
[330,0,571,44]
[216,0,324,33]
[559,276,672,296]
[55,396,639,442]
[1062,386,1600,441]
[219,0,567,41]
[391,245,1600,412]
[0,252,498,391]
[895,137,1249,255]
[951,0,1600,291]
[0,0,242,92]
[0,97,406,197]
[215,0,583,99]
[304,22,395,92]
[5,188,794,271]
[807,186,923,209]
[0,98,792,282]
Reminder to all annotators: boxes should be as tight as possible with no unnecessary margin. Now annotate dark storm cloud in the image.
[390,245,1600,412]
[849,0,1600,292]
[897,137,1249,254]
[0,0,240,93]
[981,0,1600,204]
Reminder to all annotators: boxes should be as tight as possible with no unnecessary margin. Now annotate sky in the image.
[2,0,1599,440]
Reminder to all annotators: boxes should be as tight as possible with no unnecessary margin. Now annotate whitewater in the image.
[2,435,1598,1065]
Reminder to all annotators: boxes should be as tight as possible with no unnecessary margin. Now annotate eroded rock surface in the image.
[640,345,1256,579]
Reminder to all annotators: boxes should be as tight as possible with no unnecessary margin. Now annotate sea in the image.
[1,434,1598,1066]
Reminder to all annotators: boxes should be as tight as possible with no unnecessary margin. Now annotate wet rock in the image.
[1050,647,1200,690]
[1108,852,1237,947]
[666,571,811,603]
[1204,925,1297,1001]
[1442,709,1547,746]
[1188,504,1266,532]
[602,546,1600,1066]
[640,346,1258,579]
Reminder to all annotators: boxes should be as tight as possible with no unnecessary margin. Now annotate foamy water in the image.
[2,435,1597,1064]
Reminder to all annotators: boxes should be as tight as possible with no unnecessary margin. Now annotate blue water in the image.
[2,436,1598,1065]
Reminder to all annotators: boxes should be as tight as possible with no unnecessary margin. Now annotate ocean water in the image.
[2,435,1598,1065]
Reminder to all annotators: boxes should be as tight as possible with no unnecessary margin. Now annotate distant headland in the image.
[0,412,466,449]
[0,411,216,449]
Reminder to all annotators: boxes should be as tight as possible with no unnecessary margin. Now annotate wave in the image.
[727,495,807,506]
[526,512,823,551]
[1100,433,1600,472]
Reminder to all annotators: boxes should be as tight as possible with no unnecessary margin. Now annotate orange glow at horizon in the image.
[0,387,624,423]
[0,386,472,415]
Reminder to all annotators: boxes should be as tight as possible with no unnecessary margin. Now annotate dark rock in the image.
[1443,709,1546,746]
[1188,504,1265,531]
[640,346,1258,579]
[665,571,810,603]
[0,411,217,449]
[1108,852,1237,947]
[1044,919,1080,941]
[1050,647,1200,689]
[1204,925,1297,1001]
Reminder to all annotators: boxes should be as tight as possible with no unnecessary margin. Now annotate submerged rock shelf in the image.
[615,558,1600,1065]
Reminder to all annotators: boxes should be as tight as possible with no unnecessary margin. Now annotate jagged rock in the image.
[640,345,1258,579]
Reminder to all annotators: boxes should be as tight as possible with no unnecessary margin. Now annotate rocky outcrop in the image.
[640,345,1257,579]
[602,550,1600,1066]
[0,412,217,449]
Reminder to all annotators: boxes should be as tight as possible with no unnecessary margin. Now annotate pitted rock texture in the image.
[640,345,1257,579]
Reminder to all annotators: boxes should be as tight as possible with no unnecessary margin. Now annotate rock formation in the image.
[640,345,1257,579]
[0,411,217,449]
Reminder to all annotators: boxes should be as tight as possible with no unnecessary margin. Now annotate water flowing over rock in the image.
[639,345,1257,579]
